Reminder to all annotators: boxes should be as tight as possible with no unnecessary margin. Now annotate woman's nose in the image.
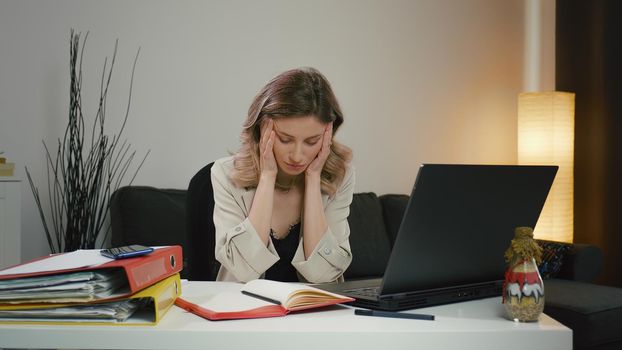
[290,143,303,162]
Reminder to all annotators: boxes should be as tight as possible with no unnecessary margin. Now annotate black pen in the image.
[241,290,282,305]
[354,308,435,321]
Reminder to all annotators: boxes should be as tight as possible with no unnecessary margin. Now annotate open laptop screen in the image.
[380,164,557,296]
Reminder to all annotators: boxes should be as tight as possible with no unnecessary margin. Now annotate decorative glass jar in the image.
[503,227,544,322]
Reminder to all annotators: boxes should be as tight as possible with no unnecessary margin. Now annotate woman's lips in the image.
[286,162,306,171]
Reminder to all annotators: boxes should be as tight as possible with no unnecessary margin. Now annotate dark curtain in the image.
[557,0,622,287]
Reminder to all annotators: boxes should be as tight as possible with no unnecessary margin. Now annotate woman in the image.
[211,67,354,283]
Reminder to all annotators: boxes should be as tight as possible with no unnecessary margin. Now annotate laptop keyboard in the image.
[342,286,380,298]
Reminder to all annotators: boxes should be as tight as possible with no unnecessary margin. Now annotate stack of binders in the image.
[0,246,182,325]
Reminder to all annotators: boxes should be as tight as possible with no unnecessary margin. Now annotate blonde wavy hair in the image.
[230,67,352,196]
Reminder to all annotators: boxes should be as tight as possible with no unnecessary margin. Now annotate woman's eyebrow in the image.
[272,121,286,137]
[274,129,293,138]
[276,131,322,140]
[274,127,322,140]
[273,123,322,140]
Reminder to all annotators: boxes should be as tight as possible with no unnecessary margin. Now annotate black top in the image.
[265,223,301,282]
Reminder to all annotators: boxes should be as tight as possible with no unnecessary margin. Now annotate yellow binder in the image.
[0,273,181,326]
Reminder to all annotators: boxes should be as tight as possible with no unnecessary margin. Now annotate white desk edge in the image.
[0,280,572,350]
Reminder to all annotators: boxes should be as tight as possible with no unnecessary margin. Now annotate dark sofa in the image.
[110,187,622,350]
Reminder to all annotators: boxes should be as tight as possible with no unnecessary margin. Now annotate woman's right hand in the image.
[259,118,278,178]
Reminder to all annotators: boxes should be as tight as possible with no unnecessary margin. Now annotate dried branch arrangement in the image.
[26,30,149,253]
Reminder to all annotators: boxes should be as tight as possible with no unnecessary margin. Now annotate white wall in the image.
[524,0,556,91]
[0,0,529,261]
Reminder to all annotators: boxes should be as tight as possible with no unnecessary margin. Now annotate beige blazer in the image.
[211,156,355,283]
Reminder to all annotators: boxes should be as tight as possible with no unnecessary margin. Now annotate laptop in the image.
[317,164,557,311]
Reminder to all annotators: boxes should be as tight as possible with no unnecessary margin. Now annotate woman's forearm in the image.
[303,174,328,258]
[248,173,275,246]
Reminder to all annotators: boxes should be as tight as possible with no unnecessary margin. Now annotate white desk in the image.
[0,281,572,350]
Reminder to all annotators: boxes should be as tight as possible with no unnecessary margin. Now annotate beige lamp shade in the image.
[518,91,575,243]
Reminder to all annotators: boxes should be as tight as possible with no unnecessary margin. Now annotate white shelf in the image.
[0,179,21,270]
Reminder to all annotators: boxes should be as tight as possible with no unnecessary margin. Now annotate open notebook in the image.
[175,279,353,320]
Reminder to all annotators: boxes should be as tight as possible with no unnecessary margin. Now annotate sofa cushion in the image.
[110,186,188,277]
[545,279,622,349]
[379,194,409,246]
[557,243,604,283]
[537,239,572,278]
[345,193,392,279]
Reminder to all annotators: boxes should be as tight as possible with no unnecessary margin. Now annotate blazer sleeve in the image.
[292,166,355,283]
[211,158,279,282]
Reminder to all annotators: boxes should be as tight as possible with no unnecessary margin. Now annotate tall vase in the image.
[503,257,544,322]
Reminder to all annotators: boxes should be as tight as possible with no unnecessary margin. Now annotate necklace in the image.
[270,221,299,240]
[275,175,298,193]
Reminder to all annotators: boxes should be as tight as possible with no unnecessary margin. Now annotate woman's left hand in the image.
[306,123,333,179]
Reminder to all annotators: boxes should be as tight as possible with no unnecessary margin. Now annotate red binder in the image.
[0,245,182,300]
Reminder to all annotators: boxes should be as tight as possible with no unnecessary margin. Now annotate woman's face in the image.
[271,115,327,176]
